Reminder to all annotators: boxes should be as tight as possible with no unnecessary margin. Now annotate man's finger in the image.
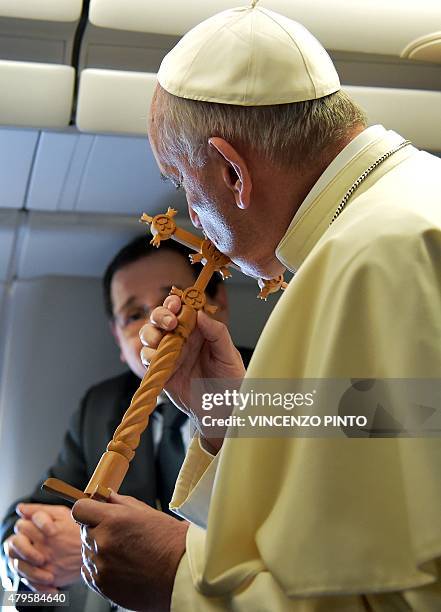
[150,306,178,331]
[140,346,155,367]
[14,558,55,585]
[197,310,244,367]
[139,323,163,349]
[16,503,40,519]
[72,498,110,527]
[14,519,46,545]
[31,511,57,537]
[17,503,68,519]
[8,534,45,566]
[162,294,182,312]
[197,310,230,344]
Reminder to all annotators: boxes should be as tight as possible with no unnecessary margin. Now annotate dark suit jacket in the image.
[1,347,253,611]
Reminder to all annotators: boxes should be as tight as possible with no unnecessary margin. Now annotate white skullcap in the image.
[157,4,340,106]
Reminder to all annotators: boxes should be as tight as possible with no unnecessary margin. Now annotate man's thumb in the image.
[197,311,234,356]
[108,490,146,509]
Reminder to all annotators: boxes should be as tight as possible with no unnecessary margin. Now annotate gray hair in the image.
[150,85,367,169]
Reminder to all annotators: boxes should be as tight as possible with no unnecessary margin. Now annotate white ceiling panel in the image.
[89,0,238,35]
[26,131,92,212]
[0,210,19,281]
[26,130,185,215]
[75,134,185,215]
[345,86,441,151]
[89,0,441,58]
[0,128,39,209]
[0,61,75,129]
[76,69,156,136]
[0,0,82,22]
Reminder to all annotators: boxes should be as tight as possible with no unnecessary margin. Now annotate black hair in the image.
[102,235,222,319]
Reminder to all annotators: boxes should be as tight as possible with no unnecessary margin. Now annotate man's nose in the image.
[187,203,202,229]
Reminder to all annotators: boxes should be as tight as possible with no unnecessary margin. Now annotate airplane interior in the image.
[0,1,440,608]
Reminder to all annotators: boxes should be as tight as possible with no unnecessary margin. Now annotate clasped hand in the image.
[3,503,82,593]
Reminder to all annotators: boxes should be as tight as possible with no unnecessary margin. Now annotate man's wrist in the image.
[200,435,223,455]
[158,520,189,612]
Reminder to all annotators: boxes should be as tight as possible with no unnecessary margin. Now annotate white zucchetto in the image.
[157,4,340,106]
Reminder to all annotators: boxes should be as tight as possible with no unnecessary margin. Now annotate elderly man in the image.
[72,4,441,611]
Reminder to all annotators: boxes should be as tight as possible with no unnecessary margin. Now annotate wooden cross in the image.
[43,209,288,503]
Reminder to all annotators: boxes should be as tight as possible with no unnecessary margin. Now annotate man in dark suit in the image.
[1,236,252,611]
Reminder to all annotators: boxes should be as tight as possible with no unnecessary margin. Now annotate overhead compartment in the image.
[75,2,440,150]
[77,22,176,74]
[71,0,440,157]
[0,1,83,66]
[0,60,75,129]
[88,0,441,61]
[76,69,156,135]
[344,86,441,152]
[73,68,441,152]
[0,0,82,22]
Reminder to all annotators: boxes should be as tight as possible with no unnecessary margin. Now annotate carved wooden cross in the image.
[43,209,287,503]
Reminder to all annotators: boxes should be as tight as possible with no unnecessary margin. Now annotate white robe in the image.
[170,126,441,610]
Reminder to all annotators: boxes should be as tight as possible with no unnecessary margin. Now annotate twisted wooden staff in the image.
[43,209,287,503]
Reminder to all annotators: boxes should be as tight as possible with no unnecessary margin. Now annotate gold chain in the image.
[330,140,411,225]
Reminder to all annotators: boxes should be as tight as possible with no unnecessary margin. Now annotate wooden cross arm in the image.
[42,478,88,503]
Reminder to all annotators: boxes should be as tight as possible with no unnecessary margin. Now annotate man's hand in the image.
[3,503,82,592]
[140,294,246,452]
[72,491,188,612]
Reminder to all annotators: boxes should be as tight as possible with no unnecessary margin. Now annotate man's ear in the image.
[110,321,127,364]
[208,137,252,210]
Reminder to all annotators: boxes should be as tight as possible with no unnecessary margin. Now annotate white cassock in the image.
[170,125,441,610]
